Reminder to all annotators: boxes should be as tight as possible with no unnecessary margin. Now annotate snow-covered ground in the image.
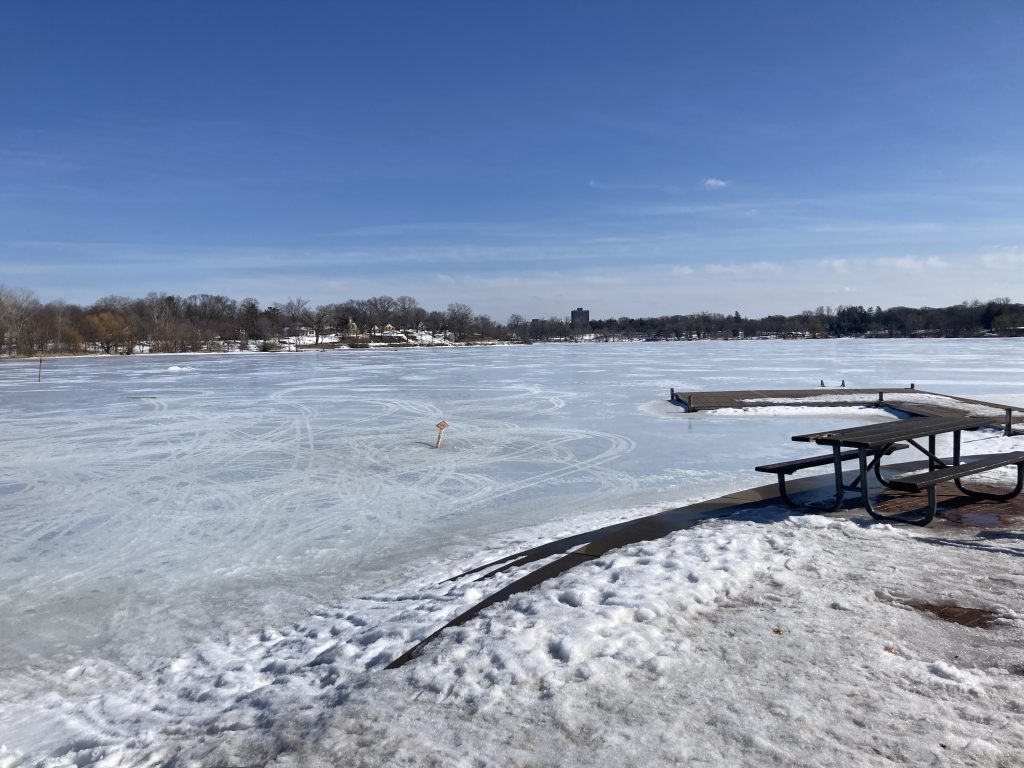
[1,338,1023,765]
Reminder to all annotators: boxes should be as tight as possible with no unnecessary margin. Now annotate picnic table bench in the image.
[768,415,1024,525]
[886,452,1024,522]
[755,444,908,507]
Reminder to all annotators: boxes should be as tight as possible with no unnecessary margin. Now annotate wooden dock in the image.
[669,387,1023,434]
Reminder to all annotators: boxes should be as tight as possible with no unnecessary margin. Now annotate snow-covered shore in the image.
[3,506,1023,766]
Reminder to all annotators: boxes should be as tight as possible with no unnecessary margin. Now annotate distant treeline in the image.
[0,284,1021,357]
[590,299,1024,341]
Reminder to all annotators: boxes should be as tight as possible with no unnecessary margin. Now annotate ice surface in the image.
[1,338,1023,764]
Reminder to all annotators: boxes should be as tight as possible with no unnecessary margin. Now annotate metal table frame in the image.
[790,416,999,521]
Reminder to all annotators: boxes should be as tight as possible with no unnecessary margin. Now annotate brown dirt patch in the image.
[903,601,999,628]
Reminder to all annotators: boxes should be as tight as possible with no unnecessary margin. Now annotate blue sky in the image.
[2,1,1024,320]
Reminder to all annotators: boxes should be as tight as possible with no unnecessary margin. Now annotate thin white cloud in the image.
[979,248,1024,267]
[822,258,850,272]
[704,261,780,275]
[872,255,948,271]
[579,275,622,286]
[805,221,943,235]
[703,177,729,189]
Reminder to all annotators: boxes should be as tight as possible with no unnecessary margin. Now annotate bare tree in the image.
[144,294,179,352]
[472,313,498,339]
[38,301,67,354]
[239,297,261,340]
[395,295,424,330]
[424,310,446,336]
[279,297,310,350]
[446,302,473,341]
[306,304,334,345]
[87,310,129,354]
[0,286,40,356]
[335,300,368,335]
[506,313,527,341]
[364,295,397,335]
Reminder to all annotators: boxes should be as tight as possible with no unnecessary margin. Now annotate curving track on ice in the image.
[0,352,646,685]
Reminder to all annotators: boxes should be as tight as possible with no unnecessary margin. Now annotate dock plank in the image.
[669,387,1023,430]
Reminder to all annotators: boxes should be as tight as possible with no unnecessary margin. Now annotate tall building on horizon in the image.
[570,307,590,333]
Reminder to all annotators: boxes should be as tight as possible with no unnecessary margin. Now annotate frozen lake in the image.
[1,338,1023,695]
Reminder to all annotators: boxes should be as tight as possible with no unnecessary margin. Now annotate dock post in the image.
[670,388,675,401]
[878,391,884,403]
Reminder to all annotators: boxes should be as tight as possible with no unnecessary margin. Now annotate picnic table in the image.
[757,416,1024,525]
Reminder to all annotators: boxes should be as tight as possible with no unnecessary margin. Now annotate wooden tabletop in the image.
[791,416,999,449]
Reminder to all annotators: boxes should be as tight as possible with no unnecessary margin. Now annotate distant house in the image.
[284,325,316,339]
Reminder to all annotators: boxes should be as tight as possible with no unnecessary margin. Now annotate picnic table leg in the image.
[863,448,936,525]
[953,430,961,465]
[858,448,881,519]
[775,474,798,507]
[907,437,950,469]
[918,487,939,525]
[872,443,899,488]
[954,462,1024,501]
[826,445,846,514]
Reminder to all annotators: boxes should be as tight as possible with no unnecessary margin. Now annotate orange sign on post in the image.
[434,420,449,448]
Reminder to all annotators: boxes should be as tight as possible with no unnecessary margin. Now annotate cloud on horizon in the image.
[703,261,781,275]
[873,255,949,271]
[3,236,1022,322]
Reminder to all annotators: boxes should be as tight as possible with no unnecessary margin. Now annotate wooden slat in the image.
[888,452,1024,491]
[755,443,907,475]
[792,416,998,448]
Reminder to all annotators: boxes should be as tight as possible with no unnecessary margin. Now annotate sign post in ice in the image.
[434,420,449,449]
